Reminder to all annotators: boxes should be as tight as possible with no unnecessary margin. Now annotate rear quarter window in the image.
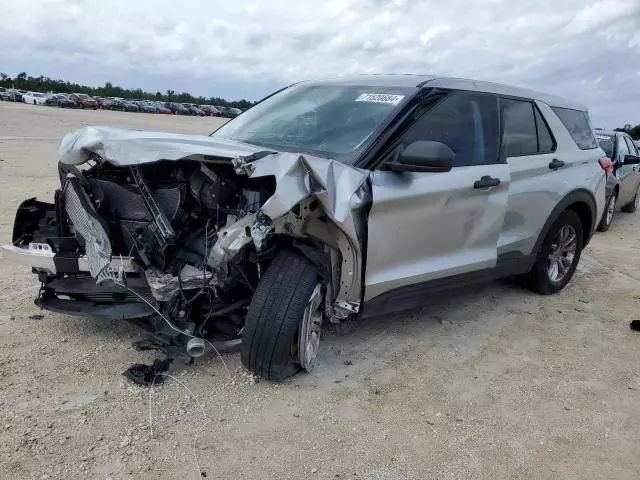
[551,107,597,150]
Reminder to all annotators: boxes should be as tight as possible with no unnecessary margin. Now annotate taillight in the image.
[599,157,613,177]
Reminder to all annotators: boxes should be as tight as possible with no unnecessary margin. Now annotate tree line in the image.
[614,124,640,141]
[0,72,256,109]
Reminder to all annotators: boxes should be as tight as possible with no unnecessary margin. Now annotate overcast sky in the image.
[1,0,638,126]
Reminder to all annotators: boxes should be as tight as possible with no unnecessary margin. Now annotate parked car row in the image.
[0,87,24,102]
[594,129,640,231]
[0,88,244,118]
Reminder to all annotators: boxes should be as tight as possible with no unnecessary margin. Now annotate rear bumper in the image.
[2,244,137,275]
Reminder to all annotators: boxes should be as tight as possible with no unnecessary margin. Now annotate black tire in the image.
[525,210,584,295]
[241,249,319,381]
[597,192,616,232]
[621,186,639,213]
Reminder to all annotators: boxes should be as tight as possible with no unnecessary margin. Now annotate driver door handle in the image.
[549,158,565,170]
[474,176,501,189]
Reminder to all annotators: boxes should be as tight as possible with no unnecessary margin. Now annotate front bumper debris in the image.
[1,243,137,275]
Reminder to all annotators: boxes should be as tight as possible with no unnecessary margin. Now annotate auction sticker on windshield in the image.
[355,93,405,105]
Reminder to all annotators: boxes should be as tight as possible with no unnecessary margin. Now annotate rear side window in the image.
[403,91,500,166]
[501,99,556,157]
[551,107,598,149]
[501,99,538,156]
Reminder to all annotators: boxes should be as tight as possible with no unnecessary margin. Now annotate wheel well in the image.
[566,201,592,246]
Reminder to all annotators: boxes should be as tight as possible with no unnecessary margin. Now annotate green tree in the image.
[629,125,640,141]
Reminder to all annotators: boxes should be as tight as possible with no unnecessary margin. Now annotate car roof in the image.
[301,74,587,111]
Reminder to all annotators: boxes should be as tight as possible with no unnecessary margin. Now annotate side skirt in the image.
[359,254,535,319]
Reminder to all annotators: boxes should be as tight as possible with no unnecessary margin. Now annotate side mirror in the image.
[386,141,454,173]
[623,154,640,166]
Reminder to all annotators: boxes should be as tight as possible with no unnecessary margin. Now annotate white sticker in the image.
[355,93,405,105]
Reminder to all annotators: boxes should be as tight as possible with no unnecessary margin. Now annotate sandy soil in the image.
[1,101,639,480]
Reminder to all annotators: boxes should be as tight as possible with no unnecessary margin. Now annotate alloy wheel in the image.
[605,193,616,226]
[298,283,323,372]
[547,225,577,283]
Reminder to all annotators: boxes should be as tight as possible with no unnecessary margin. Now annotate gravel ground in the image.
[1,101,639,480]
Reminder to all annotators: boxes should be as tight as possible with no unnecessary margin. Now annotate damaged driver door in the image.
[363,90,510,305]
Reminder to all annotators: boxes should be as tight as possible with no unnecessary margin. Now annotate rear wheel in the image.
[621,186,640,213]
[525,210,583,295]
[598,191,616,231]
[241,249,323,381]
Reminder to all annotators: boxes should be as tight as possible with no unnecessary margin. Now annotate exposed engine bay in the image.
[16,159,281,358]
[6,126,371,379]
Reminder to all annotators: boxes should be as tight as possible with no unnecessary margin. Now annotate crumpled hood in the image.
[58,127,371,224]
[59,125,264,166]
[61,125,368,241]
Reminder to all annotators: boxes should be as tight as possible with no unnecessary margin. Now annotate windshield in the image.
[211,83,413,163]
[596,133,615,158]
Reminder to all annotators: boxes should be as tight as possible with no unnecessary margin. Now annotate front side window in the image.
[212,83,413,163]
[624,136,638,156]
[551,107,598,150]
[617,136,630,161]
[401,90,500,166]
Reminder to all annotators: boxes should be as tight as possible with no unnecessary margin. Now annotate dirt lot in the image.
[1,101,639,480]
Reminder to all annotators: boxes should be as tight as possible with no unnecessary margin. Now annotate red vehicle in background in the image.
[156,103,173,114]
[70,93,99,109]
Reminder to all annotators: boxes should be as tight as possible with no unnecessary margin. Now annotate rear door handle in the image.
[549,158,565,170]
[474,176,501,189]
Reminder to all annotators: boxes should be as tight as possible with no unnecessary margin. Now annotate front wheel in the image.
[621,186,640,213]
[598,192,616,232]
[241,249,323,381]
[525,210,583,295]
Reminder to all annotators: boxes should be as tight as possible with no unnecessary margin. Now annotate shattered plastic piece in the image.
[250,213,273,251]
[29,314,44,321]
[208,214,256,266]
[145,265,216,302]
[123,358,171,387]
[631,320,640,331]
[231,156,255,176]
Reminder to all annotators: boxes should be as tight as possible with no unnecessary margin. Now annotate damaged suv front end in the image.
[5,78,410,379]
[4,78,420,379]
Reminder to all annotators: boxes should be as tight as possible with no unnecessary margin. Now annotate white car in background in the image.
[22,92,47,105]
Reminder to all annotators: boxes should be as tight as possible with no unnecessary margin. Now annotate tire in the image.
[525,210,584,295]
[241,249,320,381]
[597,191,616,232]
[621,186,640,213]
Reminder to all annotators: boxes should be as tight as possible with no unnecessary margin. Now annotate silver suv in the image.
[3,75,607,381]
